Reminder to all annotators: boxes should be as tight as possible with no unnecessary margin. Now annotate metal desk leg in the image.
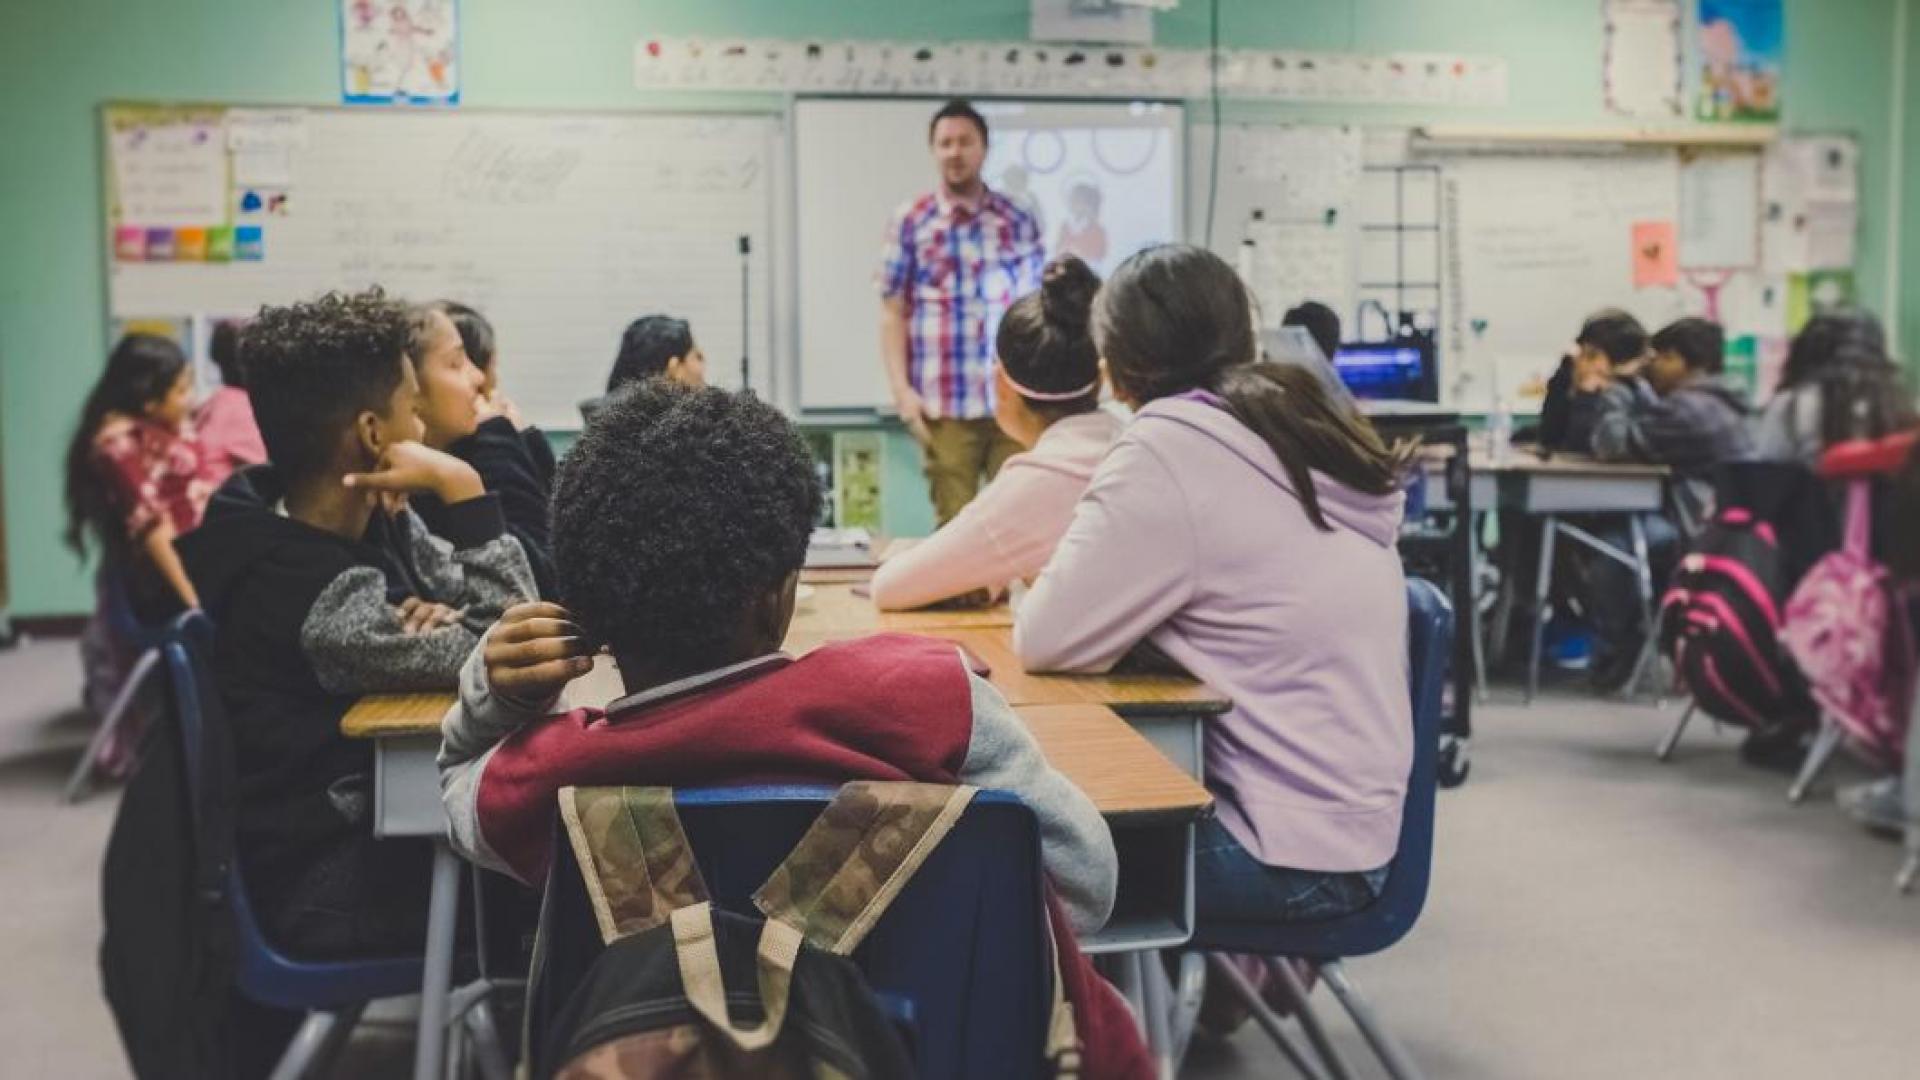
[1527,515,1558,703]
[1624,514,1660,697]
[1139,952,1175,1080]
[1468,511,1489,703]
[1901,692,1920,893]
[413,840,461,1080]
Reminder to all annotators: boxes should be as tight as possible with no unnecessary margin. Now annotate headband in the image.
[1001,367,1099,402]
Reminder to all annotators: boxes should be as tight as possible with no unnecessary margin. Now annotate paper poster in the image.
[1695,0,1782,121]
[1632,221,1679,287]
[1761,137,1858,273]
[1678,152,1759,268]
[1030,0,1154,46]
[1603,0,1683,117]
[341,0,459,105]
[109,113,228,230]
[1245,218,1357,335]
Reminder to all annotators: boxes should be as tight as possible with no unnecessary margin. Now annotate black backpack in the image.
[525,783,1078,1080]
[1658,463,1831,730]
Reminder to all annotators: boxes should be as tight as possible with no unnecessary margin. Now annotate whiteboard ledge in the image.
[1413,123,1777,149]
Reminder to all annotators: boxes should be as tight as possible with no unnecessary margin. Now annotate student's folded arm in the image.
[399,499,538,619]
[869,478,1020,610]
[437,628,566,876]
[1015,440,1194,673]
[1589,381,1657,462]
[300,567,484,695]
[958,671,1117,935]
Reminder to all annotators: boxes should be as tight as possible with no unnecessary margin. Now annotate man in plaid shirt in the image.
[877,100,1046,524]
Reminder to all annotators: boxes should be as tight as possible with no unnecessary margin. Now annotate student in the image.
[1753,311,1912,464]
[175,289,536,962]
[63,334,208,736]
[194,319,267,488]
[1532,309,1650,451]
[436,382,1150,1077]
[1282,299,1343,363]
[432,299,559,487]
[406,303,558,598]
[1016,245,1414,932]
[1580,317,1753,687]
[869,257,1120,611]
[578,314,706,424]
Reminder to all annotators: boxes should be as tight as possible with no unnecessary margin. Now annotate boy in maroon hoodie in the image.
[437,381,1150,1076]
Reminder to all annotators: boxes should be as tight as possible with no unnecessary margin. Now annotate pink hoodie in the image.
[1016,395,1410,872]
[871,410,1123,610]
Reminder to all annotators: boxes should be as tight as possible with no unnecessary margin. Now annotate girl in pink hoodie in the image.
[1017,243,1415,927]
[871,256,1122,610]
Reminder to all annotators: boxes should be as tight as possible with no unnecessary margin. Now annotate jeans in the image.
[1194,816,1389,925]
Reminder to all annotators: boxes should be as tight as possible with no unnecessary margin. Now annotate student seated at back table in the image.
[1016,244,1414,930]
[1527,308,1650,451]
[1579,317,1753,688]
[405,302,559,598]
[195,318,268,489]
[870,256,1121,610]
[175,289,537,964]
[577,313,706,424]
[436,381,1151,1078]
[1752,310,1913,465]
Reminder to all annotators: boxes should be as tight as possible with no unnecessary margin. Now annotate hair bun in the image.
[1039,256,1100,335]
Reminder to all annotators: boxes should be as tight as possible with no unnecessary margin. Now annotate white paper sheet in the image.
[111,118,228,228]
[1029,0,1155,45]
[1678,152,1760,268]
[1604,0,1683,117]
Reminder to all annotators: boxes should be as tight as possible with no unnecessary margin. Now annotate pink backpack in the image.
[1780,481,1915,766]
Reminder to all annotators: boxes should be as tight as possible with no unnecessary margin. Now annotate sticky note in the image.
[145,227,176,261]
[114,226,146,261]
[1632,220,1678,288]
[174,227,208,261]
[235,225,265,261]
[206,225,235,263]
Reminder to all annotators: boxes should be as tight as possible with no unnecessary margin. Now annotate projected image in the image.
[983,105,1179,278]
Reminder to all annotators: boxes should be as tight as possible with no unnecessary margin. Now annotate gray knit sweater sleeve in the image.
[958,670,1118,934]
[300,506,537,696]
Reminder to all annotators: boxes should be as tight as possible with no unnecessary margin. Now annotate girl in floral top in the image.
[63,335,211,726]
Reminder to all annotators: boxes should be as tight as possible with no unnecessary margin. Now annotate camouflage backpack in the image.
[524,782,1080,1080]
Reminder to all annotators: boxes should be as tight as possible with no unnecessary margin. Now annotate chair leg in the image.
[267,1006,360,1080]
[463,999,514,1080]
[1788,718,1844,804]
[1656,702,1697,762]
[1266,960,1355,1080]
[63,647,160,803]
[1206,954,1330,1080]
[1165,951,1207,1070]
[1898,853,1919,896]
[1136,952,1175,1080]
[1319,960,1423,1080]
[1623,514,1659,699]
[1526,517,1558,704]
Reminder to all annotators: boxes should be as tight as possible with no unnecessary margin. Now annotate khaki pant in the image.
[921,417,1023,524]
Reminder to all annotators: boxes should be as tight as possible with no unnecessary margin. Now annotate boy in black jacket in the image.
[176,288,536,959]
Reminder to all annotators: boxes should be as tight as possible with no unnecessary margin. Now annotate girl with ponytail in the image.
[871,256,1123,610]
[1018,243,1417,937]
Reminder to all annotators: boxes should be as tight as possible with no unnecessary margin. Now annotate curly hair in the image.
[553,382,822,669]
[243,289,412,485]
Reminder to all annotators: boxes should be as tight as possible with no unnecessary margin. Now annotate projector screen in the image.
[793,97,1184,412]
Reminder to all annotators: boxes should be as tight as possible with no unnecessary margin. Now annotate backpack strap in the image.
[558,785,709,944]
[753,781,977,955]
[670,901,803,1052]
[1044,931,1081,1079]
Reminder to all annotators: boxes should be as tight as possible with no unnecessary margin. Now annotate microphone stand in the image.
[737,235,751,394]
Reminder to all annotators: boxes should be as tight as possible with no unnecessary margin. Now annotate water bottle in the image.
[1488,397,1513,466]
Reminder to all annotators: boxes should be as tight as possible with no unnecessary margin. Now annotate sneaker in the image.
[1837,778,1913,839]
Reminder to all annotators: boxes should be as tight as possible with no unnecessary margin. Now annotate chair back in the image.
[1192,575,1453,959]
[159,611,422,1010]
[529,785,1052,1080]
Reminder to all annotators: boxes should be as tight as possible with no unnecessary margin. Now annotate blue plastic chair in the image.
[162,611,427,1079]
[1188,576,1453,1080]
[65,567,173,802]
[528,785,1053,1080]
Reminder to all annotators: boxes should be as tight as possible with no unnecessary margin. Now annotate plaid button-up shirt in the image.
[877,187,1045,420]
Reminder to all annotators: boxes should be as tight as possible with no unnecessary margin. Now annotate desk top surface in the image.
[799,582,1013,633]
[1424,446,1671,478]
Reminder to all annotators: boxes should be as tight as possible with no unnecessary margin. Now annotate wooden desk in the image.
[796,582,1013,634]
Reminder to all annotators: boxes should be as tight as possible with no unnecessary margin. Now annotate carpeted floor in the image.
[3,635,1915,1079]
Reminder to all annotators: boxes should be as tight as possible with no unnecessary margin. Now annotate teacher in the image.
[877,99,1046,524]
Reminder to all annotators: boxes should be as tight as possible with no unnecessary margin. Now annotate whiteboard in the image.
[793,97,1184,413]
[1440,151,1686,410]
[107,107,780,429]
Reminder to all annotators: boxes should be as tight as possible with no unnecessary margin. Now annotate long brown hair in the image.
[1094,243,1411,530]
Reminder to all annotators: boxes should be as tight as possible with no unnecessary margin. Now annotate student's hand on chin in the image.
[344,441,485,504]
[485,601,597,703]
[478,391,525,431]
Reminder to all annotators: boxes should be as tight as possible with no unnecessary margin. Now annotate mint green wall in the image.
[1903,0,1920,362]
[1,0,1909,615]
